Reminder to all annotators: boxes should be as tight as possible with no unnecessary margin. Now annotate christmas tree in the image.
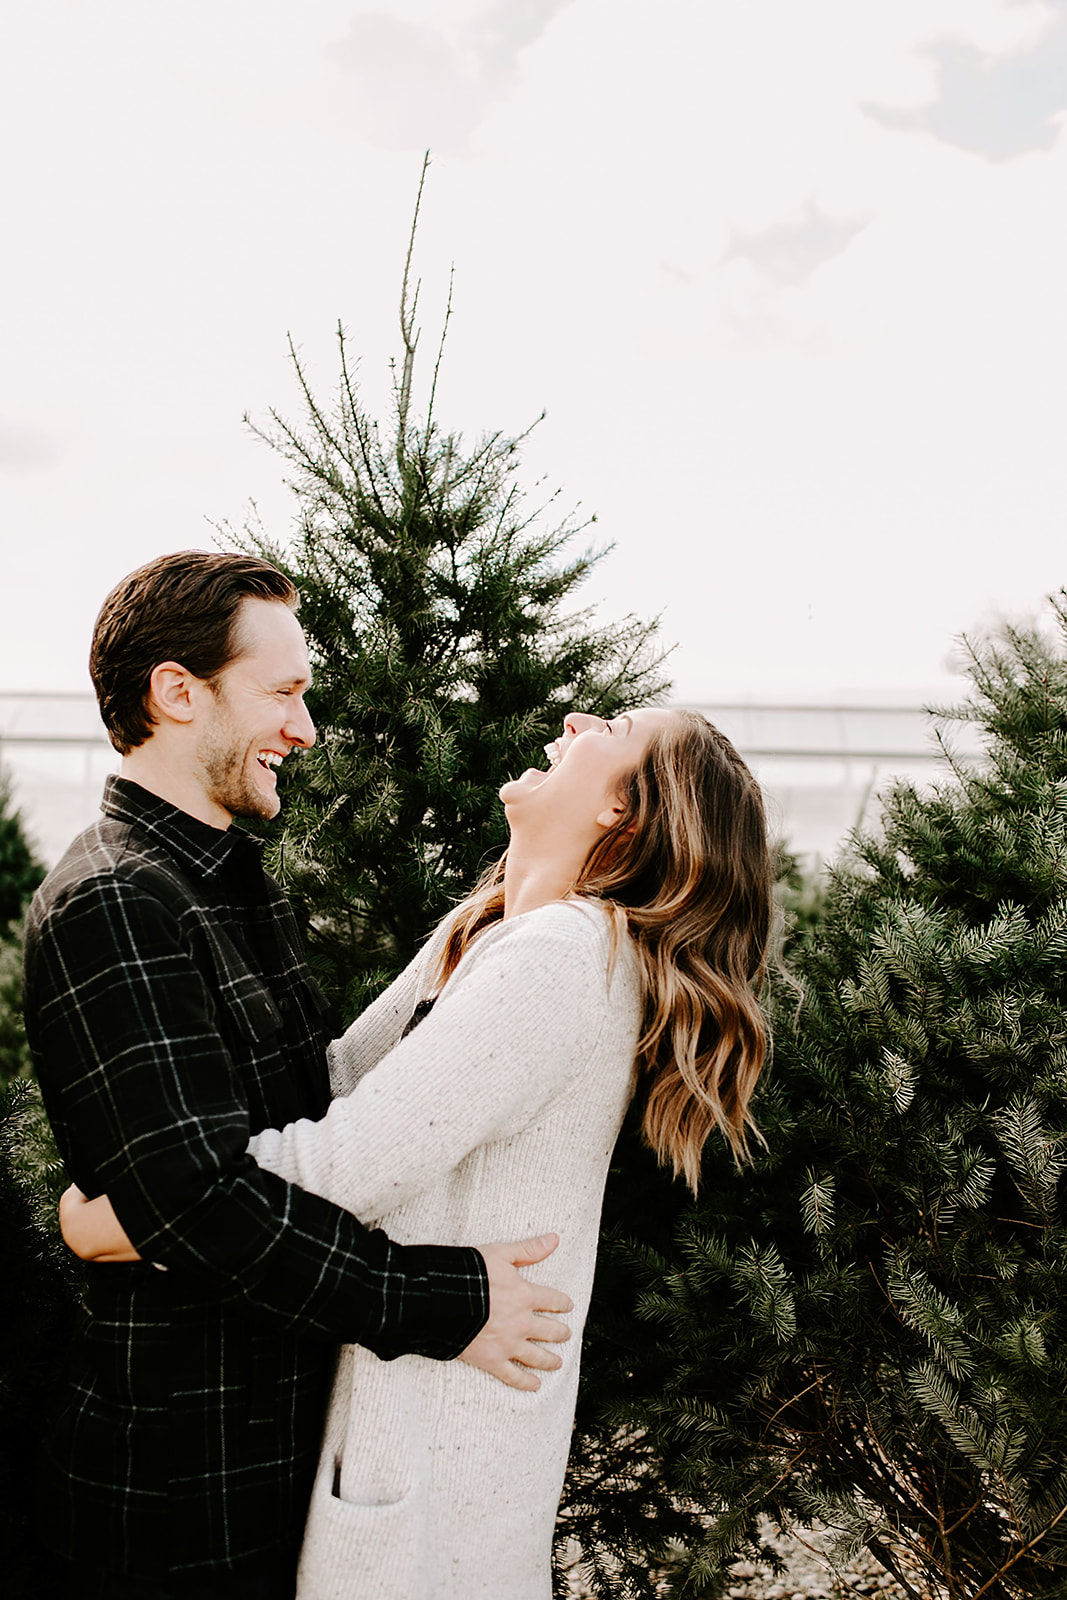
[229,158,668,1019]
[0,1073,75,1600]
[567,598,1067,1598]
[0,774,71,1597]
[0,768,44,1086]
[0,769,44,939]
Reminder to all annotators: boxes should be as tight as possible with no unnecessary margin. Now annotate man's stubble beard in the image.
[198,702,279,823]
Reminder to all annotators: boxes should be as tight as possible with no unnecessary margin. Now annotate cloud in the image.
[5,0,1067,699]
[868,6,1067,159]
[324,0,574,151]
[724,201,870,287]
[0,424,55,470]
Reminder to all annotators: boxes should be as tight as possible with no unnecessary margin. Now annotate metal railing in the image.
[1,692,975,866]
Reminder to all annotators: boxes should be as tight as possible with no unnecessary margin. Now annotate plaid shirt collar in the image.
[102,774,266,888]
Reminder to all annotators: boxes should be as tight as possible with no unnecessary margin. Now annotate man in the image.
[24,551,571,1600]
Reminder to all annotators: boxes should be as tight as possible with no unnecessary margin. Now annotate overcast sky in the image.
[3,0,1067,701]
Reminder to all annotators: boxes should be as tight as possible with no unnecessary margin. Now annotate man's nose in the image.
[285,698,317,750]
[563,712,606,738]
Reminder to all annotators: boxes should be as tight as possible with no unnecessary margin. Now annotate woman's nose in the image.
[563,712,606,738]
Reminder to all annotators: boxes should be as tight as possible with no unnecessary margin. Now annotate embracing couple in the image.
[24,551,774,1600]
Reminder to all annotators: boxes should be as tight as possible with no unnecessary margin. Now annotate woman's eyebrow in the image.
[614,714,634,735]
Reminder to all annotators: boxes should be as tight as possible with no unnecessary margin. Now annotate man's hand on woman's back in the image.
[460,1235,572,1391]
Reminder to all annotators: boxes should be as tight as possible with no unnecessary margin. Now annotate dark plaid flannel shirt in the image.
[23,776,489,1581]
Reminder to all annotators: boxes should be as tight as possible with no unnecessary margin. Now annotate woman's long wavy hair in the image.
[437,710,775,1192]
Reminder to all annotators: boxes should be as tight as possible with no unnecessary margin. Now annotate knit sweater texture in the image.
[248,898,642,1600]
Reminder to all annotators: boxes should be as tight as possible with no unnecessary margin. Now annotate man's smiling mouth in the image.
[257,751,284,773]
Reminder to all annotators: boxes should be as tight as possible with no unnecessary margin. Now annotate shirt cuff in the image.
[373,1241,490,1362]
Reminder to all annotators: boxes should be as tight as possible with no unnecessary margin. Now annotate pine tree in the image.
[0,780,70,1595]
[0,1076,77,1600]
[0,770,44,935]
[0,926,33,1086]
[568,597,1067,1598]
[0,770,44,1088]
[229,160,668,1019]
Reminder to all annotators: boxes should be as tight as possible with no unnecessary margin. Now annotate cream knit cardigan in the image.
[248,898,642,1600]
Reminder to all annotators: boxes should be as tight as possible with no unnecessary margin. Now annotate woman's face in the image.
[499,708,675,843]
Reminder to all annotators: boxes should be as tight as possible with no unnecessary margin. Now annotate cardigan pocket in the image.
[334,1349,423,1507]
[297,1347,428,1597]
[299,1465,426,1600]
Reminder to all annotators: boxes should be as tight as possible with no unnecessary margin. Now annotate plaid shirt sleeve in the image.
[28,870,488,1362]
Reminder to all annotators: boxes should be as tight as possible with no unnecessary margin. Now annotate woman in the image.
[61,706,774,1600]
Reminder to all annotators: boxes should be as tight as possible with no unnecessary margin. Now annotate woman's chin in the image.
[499,768,550,804]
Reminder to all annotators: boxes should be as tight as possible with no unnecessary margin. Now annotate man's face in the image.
[195,598,315,824]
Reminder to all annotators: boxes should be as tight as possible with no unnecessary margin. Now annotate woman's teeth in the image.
[543,741,561,769]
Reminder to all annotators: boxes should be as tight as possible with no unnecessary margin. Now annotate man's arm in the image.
[58,1181,573,1391]
[26,871,489,1362]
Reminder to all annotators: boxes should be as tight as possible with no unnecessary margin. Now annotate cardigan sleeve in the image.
[249,905,611,1221]
[326,918,452,1096]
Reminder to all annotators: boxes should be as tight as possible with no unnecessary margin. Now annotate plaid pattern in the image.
[24,776,488,1581]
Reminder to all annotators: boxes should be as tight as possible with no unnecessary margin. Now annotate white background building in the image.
[1,692,983,871]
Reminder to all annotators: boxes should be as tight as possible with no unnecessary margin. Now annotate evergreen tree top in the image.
[225,159,669,1021]
[0,770,44,933]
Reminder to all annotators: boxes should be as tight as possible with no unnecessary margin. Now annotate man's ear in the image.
[147,662,200,727]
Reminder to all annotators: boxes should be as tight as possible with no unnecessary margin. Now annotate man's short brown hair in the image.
[90,551,299,754]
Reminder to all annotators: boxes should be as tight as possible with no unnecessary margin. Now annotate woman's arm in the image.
[60,1184,141,1260]
[249,906,610,1222]
[326,917,453,1096]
